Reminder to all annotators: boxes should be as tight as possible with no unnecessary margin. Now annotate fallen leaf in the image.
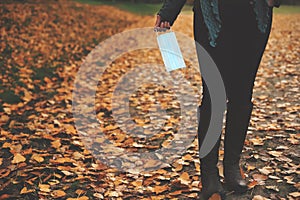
[179,172,191,185]
[67,197,89,200]
[12,153,26,164]
[61,170,74,176]
[252,173,268,183]
[249,137,264,146]
[267,151,283,157]
[252,195,270,200]
[248,180,258,189]
[259,166,274,175]
[265,185,279,192]
[31,154,44,163]
[51,190,66,198]
[209,193,222,200]
[153,185,169,194]
[51,140,61,149]
[38,183,50,193]
[289,191,300,198]
[20,187,35,194]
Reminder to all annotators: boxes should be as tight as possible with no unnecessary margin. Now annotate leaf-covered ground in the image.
[0,1,299,199]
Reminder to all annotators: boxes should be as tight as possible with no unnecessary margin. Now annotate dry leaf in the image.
[252,174,268,183]
[153,185,169,194]
[250,137,264,146]
[265,185,279,192]
[179,172,190,185]
[51,140,61,149]
[51,190,66,198]
[31,154,44,163]
[258,166,274,175]
[248,180,258,189]
[67,197,89,200]
[252,195,270,200]
[38,184,50,193]
[289,191,300,198]
[267,151,283,157]
[12,153,26,164]
[20,187,35,194]
[209,193,222,200]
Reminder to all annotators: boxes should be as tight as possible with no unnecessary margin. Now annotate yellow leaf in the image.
[75,189,85,195]
[182,154,193,161]
[31,154,44,163]
[61,170,74,176]
[23,90,32,102]
[51,140,61,149]
[12,153,26,164]
[52,157,73,163]
[51,190,66,198]
[20,187,34,194]
[247,165,256,171]
[64,124,77,134]
[179,172,190,185]
[249,137,264,146]
[73,152,84,160]
[67,196,89,200]
[131,180,143,187]
[39,183,50,192]
[153,185,169,194]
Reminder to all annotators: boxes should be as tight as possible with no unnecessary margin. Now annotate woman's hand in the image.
[154,15,171,31]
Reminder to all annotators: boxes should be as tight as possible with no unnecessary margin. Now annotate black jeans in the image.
[193,1,272,149]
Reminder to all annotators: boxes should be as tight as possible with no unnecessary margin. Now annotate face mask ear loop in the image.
[154,27,171,34]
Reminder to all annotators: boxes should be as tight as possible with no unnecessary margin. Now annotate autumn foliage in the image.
[0,0,299,199]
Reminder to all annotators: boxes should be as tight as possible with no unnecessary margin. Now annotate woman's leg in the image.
[193,2,229,198]
[194,0,273,196]
[222,4,273,193]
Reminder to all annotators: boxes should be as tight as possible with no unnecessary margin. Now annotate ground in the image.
[0,0,299,199]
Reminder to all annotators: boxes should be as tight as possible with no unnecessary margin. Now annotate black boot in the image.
[223,102,253,193]
[200,138,225,200]
[198,104,225,200]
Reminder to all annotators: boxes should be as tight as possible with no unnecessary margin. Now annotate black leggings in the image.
[194,1,272,104]
[193,1,272,145]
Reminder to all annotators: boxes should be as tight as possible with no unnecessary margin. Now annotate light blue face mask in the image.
[156,31,186,72]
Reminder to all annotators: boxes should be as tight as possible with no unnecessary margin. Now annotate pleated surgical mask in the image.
[157,31,186,72]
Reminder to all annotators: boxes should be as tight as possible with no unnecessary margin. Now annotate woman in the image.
[155,0,280,199]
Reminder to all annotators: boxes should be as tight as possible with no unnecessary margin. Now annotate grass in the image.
[74,0,193,15]
[273,5,300,14]
[74,0,300,15]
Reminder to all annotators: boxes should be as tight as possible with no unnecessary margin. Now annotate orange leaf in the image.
[20,187,34,194]
[12,153,26,164]
[38,184,50,193]
[51,190,66,198]
[31,154,44,163]
[153,185,169,194]
[179,172,190,185]
[51,140,61,149]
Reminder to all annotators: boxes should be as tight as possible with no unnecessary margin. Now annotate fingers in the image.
[154,15,161,27]
[160,21,170,29]
[154,15,170,32]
